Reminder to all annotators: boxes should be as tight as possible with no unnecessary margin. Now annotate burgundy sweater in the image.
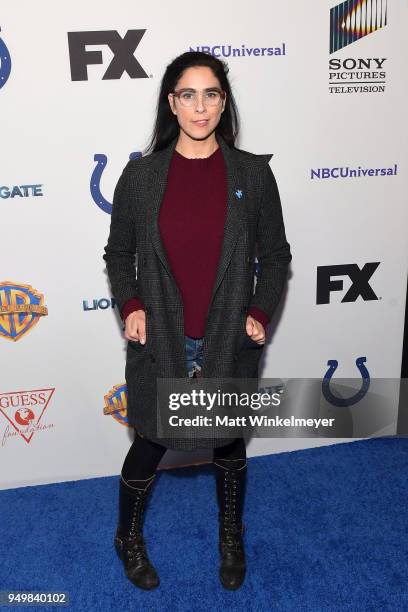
[120,146,269,336]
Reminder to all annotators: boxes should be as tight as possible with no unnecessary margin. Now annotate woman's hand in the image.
[124,310,146,344]
[245,315,266,345]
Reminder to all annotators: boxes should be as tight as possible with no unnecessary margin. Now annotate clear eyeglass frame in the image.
[171,88,226,108]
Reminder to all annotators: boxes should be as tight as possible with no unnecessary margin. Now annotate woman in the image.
[103,51,291,591]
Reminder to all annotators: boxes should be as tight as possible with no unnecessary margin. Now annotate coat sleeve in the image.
[247,305,270,329]
[248,162,292,320]
[103,161,141,315]
[120,297,145,322]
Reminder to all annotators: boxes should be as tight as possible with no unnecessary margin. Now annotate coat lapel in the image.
[146,133,246,308]
[208,135,245,305]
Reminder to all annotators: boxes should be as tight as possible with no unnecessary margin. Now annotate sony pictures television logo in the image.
[329,0,388,94]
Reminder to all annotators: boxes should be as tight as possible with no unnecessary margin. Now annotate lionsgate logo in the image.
[329,0,388,94]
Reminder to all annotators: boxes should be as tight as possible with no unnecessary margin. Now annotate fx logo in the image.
[67,30,148,81]
[316,263,380,304]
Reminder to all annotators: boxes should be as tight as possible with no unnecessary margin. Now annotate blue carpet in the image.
[1,437,408,611]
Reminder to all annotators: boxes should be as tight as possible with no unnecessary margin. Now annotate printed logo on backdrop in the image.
[91,152,141,214]
[329,0,388,94]
[68,30,150,80]
[103,383,130,427]
[0,183,43,198]
[189,43,286,58]
[0,388,55,446]
[311,164,397,180]
[323,356,370,406]
[0,281,48,341]
[318,357,377,439]
[316,262,380,304]
[0,27,12,89]
[83,297,117,312]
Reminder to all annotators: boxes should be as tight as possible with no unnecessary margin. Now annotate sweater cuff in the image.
[120,297,145,322]
[247,306,270,330]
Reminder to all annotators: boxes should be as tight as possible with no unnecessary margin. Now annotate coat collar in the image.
[145,133,269,308]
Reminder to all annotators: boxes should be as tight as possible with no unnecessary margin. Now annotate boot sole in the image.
[220,578,245,590]
[220,566,246,590]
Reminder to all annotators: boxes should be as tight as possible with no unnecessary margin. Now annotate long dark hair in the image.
[144,51,240,154]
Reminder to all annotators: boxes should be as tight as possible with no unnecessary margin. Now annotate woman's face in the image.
[168,66,226,141]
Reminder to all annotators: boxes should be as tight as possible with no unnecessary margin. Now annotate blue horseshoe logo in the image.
[91,151,142,214]
[0,28,12,89]
[322,357,370,407]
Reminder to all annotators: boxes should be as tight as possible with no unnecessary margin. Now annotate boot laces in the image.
[221,522,243,553]
[125,536,148,563]
[125,489,149,562]
[221,470,243,553]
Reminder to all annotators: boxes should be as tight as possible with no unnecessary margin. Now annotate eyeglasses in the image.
[171,88,226,108]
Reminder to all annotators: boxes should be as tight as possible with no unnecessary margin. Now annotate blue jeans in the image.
[185,335,204,377]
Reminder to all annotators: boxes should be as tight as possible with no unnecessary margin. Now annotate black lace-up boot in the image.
[214,459,247,590]
[114,473,159,590]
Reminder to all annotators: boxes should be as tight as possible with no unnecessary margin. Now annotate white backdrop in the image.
[1,1,407,489]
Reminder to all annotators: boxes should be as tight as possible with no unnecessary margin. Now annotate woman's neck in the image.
[174,132,219,159]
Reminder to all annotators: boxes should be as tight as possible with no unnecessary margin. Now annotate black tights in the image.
[121,430,246,489]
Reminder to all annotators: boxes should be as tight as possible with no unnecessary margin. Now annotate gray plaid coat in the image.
[103,133,291,450]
